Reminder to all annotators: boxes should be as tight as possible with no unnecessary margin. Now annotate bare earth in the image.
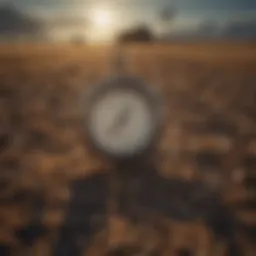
[0,42,255,255]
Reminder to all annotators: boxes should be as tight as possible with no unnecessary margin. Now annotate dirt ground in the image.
[0,42,255,255]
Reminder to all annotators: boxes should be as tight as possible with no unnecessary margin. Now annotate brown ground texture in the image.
[0,42,255,255]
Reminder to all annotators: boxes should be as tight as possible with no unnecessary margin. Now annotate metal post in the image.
[111,43,127,76]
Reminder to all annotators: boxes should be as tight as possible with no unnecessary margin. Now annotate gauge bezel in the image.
[83,76,164,162]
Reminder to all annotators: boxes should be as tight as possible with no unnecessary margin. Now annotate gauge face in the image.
[85,77,162,159]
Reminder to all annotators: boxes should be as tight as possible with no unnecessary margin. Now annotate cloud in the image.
[223,19,256,39]
[169,19,256,40]
[45,16,88,29]
[0,3,87,40]
[0,3,43,36]
[173,0,256,11]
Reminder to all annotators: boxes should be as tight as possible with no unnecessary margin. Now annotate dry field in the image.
[0,42,255,255]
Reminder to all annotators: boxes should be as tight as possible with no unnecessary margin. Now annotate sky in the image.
[1,0,256,42]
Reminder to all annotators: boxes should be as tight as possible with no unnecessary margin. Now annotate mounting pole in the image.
[105,42,127,252]
[111,43,127,76]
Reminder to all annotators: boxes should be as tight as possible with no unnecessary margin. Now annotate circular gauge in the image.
[84,76,163,160]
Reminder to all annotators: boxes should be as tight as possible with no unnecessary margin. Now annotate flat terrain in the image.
[0,42,255,255]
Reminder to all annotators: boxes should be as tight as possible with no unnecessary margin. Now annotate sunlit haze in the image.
[91,7,113,28]
[87,5,118,42]
[0,0,255,42]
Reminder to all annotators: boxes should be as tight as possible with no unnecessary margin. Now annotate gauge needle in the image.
[108,105,131,135]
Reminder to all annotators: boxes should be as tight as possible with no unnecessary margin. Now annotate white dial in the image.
[85,78,162,159]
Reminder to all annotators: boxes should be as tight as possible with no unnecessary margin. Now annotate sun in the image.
[87,5,118,42]
[91,7,113,28]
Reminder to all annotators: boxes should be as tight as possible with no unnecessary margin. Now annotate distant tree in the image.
[70,35,86,45]
[117,25,154,43]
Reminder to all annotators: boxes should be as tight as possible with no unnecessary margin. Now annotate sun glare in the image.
[91,7,113,28]
[86,5,119,42]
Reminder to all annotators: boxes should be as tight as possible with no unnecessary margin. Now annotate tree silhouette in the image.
[117,25,154,43]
